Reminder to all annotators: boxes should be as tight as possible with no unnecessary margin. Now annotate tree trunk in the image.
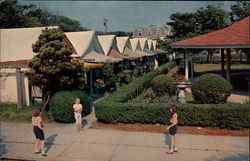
[41,89,53,113]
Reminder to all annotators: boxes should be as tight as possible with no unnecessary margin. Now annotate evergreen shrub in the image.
[50,90,90,123]
[191,73,233,103]
[151,75,177,96]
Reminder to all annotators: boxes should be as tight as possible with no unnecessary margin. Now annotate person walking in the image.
[73,98,83,132]
[32,108,47,156]
[145,62,151,74]
[166,105,178,154]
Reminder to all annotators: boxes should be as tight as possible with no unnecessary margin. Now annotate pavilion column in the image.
[221,49,225,77]
[226,49,231,82]
[89,69,93,99]
[185,49,189,80]
[189,50,194,79]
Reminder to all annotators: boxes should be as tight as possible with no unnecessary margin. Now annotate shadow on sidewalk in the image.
[0,136,7,155]
[205,153,249,161]
[45,134,58,153]
[81,119,88,128]
[164,133,171,149]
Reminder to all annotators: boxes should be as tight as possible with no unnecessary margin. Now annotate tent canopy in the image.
[116,36,131,53]
[171,16,250,49]
[84,51,122,63]
[0,26,60,63]
[97,35,116,56]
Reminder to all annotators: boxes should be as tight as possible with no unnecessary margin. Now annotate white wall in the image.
[0,69,18,103]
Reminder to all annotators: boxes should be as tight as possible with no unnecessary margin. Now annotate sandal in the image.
[34,151,40,154]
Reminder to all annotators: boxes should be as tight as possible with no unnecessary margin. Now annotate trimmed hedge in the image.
[50,90,90,123]
[151,75,176,96]
[95,59,249,129]
[96,102,249,129]
[191,73,233,103]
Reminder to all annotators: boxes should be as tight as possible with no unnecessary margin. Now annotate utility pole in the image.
[103,18,108,33]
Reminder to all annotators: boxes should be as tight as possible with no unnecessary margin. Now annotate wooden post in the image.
[221,49,225,77]
[89,68,93,99]
[189,50,193,79]
[16,68,23,107]
[185,49,189,80]
[226,49,231,82]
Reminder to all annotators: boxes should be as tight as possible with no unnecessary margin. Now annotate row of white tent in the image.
[0,26,159,105]
[0,26,158,65]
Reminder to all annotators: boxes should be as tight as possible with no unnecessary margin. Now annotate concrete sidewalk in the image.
[0,122,249,161]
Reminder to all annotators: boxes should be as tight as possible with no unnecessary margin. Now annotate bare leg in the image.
[41,140,45,154]
[35,139,40,152]
[171,135,174,149]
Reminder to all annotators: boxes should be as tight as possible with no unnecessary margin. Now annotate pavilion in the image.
[170,16,250,82]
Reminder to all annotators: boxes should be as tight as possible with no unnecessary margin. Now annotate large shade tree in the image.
[26,28,82,111]
[0,0,88,31]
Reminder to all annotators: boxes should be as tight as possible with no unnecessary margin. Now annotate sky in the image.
[19,1,237,32]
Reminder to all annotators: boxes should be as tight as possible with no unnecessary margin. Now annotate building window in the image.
[147,29,152,36]
[138,29,142,36]
[156,28,161,35]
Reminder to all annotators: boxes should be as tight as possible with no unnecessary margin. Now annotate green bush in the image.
[191,73,233,103]
[151,75,177,96]
[95,102,249,129]
[50,90,90,123]
[157,61,176,74]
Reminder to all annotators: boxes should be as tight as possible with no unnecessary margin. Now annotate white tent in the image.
[152,40,157,50]
[0,26,60,63]
[65,31,121,63]
[138,38,149,50]
[147,39,154,51]
[97,35,117,56]
[130,38,142,52]
[116,36,132,54]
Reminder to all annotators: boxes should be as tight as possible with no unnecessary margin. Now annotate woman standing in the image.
[32,108,47,156]
[166,105,178,154]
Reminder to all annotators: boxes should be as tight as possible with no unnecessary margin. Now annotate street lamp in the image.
[103,18,108,33]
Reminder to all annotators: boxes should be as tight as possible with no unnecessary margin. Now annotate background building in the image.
[132,25,171,39]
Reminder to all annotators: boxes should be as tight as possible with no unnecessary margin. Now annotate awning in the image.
[135,49,154,57]
[83,51,122,63]
[144,49,158,55]
[108,49,126,59]
[123,47,143,60]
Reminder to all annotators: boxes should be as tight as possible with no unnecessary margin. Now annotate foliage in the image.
[50,90,90,123]
[132,66,144,78]
[229,1,250,22]
[191,74,233,104]
[117,72,133,85]
[167,5,228,40]
[25,28,82,111]
[151,75,177,96]
[0,0,88,31]
[96,102,249,129]
[0,0,30,28]
[0,103,34,121]
[94,79,105,95]
[157,61,177,74]
[96,31,132,37]
[102,62,118,91]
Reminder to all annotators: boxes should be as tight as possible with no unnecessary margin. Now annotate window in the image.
[138,29,142,36]
[156,28,161,35]
[147,29,152,36]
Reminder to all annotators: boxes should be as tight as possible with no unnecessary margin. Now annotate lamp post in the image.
[103,18,108,33]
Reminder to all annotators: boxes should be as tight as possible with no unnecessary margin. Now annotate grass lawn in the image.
[194,63,249,74]
[0,103,35,122]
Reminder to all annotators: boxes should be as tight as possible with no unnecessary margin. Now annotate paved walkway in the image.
[1,120,249,161]
[227,91,249,104]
